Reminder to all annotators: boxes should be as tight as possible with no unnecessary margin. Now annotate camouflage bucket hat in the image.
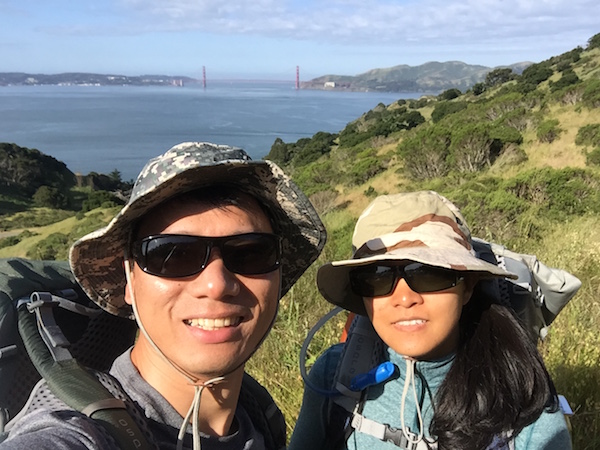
[317,191,515,316]
[70,142,327,318]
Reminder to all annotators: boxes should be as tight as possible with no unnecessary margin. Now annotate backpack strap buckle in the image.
[351,413,436,449]
[25,292,73,362]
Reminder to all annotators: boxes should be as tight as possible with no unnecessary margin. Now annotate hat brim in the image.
[317,247,516,316]
[70,159,326,318]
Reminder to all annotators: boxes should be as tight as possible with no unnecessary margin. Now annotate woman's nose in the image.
[389,277,423,307]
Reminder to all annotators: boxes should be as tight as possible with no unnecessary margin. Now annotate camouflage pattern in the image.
[317,191,516,315]
[69,142,327,318]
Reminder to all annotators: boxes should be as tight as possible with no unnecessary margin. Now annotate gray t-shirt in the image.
[1,349,265,449]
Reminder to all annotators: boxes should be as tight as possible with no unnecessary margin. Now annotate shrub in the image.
[549,69,580,93]
[575,124,600,147]
[537,119,563,143]
[408,97,431,109]
[449,124,493,173]
[364,186,378,198]
[399,126,451,179]
[293,159,337,196]
[292,132,337,166]
[504,168,600,220]
[586,148,600,167]
[0,235,21,249]
[346,157,384,185]
[308,190,338,215]
[81,190,123,212]
[431,101,468,123]
[582,79,600,109]
[26,232,70,260]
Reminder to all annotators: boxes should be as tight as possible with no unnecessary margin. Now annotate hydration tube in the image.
[299,307,396,397]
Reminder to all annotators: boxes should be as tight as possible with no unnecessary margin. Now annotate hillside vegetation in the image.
[1,32,600,449]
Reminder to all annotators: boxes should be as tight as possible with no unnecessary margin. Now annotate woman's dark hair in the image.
[430,280,559,450]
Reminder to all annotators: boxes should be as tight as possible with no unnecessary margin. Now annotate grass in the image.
[530,217,600,449]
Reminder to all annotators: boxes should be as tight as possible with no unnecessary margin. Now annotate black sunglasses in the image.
[131,232,282,278]
[349,262,464,298]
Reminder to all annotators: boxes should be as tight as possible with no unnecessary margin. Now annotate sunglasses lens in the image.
[349,263,462,297]
[349,265,397,297]
[140,235,208,277]
[221,234,281,275]
[133,233,281,278]
[403,263,461,293]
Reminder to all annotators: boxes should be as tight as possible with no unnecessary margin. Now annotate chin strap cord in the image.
[176,377,226,450]
[400,358,424,445]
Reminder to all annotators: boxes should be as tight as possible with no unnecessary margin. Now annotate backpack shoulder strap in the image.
[17,294,156,450]
[0,257,154,450]
[239,372,286,450]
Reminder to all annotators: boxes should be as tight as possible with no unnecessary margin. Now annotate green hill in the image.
[1,32,600,448]
[302,60,532,92]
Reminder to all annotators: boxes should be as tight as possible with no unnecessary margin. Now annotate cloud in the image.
[114,0,599,46]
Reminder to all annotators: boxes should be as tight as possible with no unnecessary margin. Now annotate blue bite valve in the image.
[350,361,396,391]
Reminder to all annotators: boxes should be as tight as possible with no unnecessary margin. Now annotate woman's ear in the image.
[461,277,476,306]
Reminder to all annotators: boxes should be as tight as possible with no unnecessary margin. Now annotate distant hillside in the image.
[302,61,532,93]
[0,72,195,87]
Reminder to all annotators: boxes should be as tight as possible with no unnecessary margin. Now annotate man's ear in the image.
[123,259,134,306]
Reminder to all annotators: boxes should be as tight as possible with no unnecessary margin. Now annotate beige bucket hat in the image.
[317,191,515,315]
[70,142,327,318]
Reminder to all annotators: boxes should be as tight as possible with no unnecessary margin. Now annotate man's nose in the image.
[191,248,241,298]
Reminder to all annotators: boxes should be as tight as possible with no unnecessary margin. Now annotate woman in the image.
[290,191,571,450]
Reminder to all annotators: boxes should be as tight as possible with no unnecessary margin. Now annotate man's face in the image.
[125,194,280,380]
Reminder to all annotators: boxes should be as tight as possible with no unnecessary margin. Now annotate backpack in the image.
[300,238,581,449]
[0,257,286,449]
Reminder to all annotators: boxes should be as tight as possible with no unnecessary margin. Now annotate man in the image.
[1,142,326,449]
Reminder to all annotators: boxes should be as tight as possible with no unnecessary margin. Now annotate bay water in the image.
[0,82,419,181]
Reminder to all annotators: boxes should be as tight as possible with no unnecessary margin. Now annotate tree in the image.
[472,83,486,96]
[588,32,600,50]
[438,88,462,101]
[519,62,553,86]
[108,169,122,183]
[485,68,515,87]
[33,186,68,209]
[266,138,293,166]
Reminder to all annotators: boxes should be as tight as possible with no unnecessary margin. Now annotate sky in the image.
[1,0,599,81]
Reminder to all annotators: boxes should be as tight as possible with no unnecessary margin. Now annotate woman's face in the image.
[363,272,473,360]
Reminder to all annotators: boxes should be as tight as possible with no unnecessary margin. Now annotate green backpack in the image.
[0,257,286,449]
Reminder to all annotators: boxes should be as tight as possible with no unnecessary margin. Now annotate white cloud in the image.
[109,0,598,49]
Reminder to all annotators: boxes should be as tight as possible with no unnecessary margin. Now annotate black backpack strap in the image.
[239,372,286,450]
[17,298,155,450]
